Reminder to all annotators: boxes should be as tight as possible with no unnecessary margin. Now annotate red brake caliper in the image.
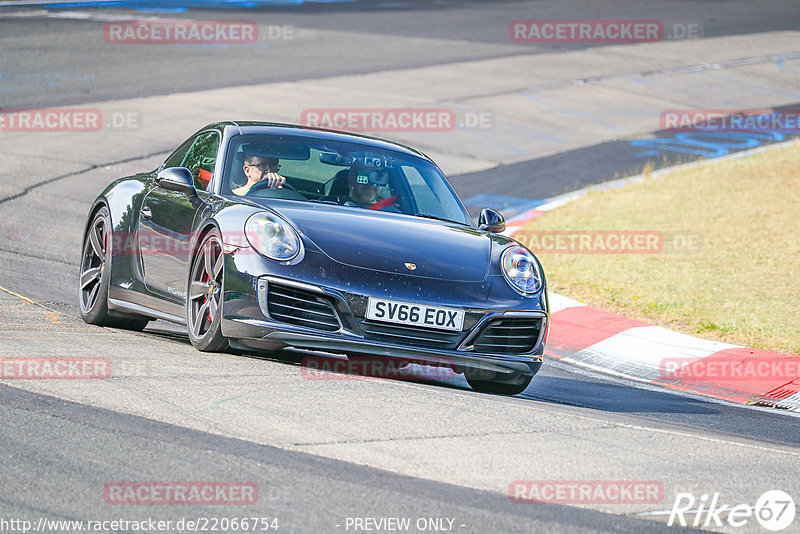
[204,271,212,322]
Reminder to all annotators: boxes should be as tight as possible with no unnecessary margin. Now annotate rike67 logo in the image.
[669,490,795,531]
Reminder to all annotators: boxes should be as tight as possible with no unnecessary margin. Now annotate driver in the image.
[232,150,286,196]
[342,165,391,208]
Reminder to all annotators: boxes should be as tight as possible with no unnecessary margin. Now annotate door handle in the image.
[141,206,152,220]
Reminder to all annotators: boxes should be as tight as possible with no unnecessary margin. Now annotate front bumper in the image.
[221,265,548,381]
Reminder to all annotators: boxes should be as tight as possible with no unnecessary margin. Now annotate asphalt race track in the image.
[1,1,799,533]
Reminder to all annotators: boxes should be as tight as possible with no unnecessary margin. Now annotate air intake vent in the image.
[267,284,340,332]
[472,318,542,354]
[359,320,466,349]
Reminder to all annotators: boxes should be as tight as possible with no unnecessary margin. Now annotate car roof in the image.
[200,121,429,161]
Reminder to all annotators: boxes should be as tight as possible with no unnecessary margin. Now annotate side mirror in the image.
[156,167,197,197]
[478,208,506,233]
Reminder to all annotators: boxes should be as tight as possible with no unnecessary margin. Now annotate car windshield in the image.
[222,134,472,226]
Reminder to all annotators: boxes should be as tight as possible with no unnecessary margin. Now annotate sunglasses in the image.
[247,162,280,172]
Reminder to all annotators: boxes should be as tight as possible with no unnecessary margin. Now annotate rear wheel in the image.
[464,368,533,395]
[186,230,229,352]
[79,206,150,331]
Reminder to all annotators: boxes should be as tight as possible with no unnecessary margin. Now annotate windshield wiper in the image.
[308,199,340,205]
[415,213,469,226]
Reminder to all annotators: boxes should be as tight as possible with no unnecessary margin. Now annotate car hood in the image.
[273,202,491,282]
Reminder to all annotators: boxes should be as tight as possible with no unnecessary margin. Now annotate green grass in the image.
[517,141,800,355]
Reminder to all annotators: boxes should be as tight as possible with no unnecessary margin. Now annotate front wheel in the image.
[464,368,533,395]
[186,230,229,352]
[79,206,150,331]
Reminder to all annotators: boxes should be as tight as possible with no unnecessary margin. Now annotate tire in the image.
[186,230,229,352]
[464,368,533,395]
[79,206,150,331]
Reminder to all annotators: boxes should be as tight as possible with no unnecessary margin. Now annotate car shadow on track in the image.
[139,325,719,414]
[140,325,472,387]
[227,347,730,416]
[519,375,721,415]
[248,349,476,391]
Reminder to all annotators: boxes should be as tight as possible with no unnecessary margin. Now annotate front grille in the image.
[267,284,340,332]
[359,320,466,349]
[472,318,542,354]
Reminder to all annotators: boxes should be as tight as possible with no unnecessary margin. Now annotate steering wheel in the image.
[246,180,298,195]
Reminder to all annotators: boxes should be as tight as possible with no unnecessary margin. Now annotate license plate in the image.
[366,298,465,332]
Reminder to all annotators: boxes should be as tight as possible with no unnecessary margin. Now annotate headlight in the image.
[501,245,542,295]
[244,212,301,261]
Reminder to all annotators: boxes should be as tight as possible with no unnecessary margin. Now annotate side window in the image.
[182,131,220,191]
[163,136,197,169]
[402,165,438,213]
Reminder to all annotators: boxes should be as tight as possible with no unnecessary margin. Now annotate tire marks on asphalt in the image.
[0,150,168,206]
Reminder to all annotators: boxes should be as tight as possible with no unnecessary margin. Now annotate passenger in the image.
[342,165,394,209]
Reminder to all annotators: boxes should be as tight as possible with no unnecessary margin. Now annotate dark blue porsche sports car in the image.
[79,122,548,395]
